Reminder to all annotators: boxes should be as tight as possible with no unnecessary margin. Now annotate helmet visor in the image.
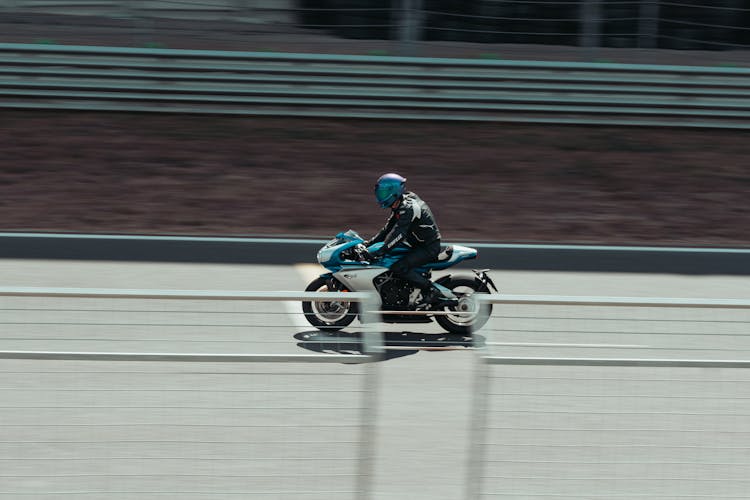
[374,185,394,203]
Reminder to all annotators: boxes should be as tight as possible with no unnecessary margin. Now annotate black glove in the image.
[354,244,373,263]
[368,248,385,261]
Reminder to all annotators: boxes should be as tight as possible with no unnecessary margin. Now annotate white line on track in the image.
[295,263,326,284]
[282,300,310,331]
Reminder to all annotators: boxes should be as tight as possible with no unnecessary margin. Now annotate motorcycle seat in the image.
[436,245,454,262]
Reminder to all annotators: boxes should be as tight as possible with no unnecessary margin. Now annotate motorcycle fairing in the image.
[332,267,388,308]
[367,242,478,271]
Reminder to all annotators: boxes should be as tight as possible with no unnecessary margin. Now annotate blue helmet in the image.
[374,173,406,208]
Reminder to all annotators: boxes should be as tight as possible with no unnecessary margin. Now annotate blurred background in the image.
[3,0,750,57]
[1,0,749,246]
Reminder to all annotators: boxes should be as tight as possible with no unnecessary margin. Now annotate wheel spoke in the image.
[304,281,355,327]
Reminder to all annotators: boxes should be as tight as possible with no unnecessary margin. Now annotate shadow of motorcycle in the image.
[294,330,485,362]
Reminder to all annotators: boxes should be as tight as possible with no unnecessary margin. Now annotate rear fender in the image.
[435,271,497,292]
[473,269,498,292]
[435,274,453,286]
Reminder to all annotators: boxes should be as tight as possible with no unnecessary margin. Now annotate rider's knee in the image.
[390,260,409,276]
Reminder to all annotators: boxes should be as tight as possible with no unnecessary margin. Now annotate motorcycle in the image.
[302,230,497,335]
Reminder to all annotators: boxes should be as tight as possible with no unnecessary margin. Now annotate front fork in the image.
[319,273,346,292]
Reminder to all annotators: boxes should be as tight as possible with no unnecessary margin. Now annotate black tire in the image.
[434,276,492,336]
[301,277,358,332]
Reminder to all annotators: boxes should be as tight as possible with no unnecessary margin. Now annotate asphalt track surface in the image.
[1,259,749,499]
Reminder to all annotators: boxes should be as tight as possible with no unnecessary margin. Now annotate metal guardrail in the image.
[0,286,371,303]
[2,42,750,128]
[480,294,750,309]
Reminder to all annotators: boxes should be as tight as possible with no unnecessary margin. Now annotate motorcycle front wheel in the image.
[302,277,358,331]
[435,276,492,336]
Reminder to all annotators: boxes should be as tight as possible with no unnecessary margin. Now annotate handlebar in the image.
[341,243,373,263]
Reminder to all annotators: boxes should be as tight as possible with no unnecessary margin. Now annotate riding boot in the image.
[419,283,452,306]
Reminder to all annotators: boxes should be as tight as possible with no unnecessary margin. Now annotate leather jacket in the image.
[366,191,441,256]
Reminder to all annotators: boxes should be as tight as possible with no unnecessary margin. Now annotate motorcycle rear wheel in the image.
[302,277,357,331]
[435,276,492,336]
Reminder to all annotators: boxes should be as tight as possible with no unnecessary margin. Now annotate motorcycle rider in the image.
[363,173,453,306]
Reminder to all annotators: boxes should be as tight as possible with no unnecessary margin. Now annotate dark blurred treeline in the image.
[299,0,750,50]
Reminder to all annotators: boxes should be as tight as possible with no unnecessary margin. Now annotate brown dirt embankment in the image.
[1,111,748,247]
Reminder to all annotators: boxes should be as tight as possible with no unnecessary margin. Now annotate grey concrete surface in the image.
[2,233,750,274]
[1,260,749,499]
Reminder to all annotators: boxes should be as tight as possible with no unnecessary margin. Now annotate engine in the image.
[374,272,413,309]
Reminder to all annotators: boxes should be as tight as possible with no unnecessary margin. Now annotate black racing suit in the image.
[365,191,442,291]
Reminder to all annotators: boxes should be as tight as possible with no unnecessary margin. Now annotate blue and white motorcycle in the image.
[302,230,497,335]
